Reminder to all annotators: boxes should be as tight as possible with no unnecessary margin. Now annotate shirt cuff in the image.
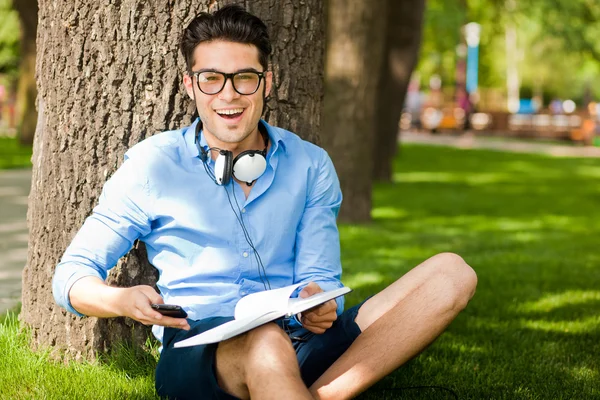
[52,264,104,317]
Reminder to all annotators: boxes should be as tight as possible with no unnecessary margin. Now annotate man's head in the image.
[180,5,271,73]
[181,5,273,148]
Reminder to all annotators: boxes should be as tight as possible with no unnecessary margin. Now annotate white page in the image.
[287,286,352,317]
[234,282,303,320]
[173,310,285,348]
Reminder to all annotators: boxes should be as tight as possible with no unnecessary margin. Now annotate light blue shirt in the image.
[52,119,344,342]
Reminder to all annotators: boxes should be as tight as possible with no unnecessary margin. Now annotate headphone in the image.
[195,120,268,186]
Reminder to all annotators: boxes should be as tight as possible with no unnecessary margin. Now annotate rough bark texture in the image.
[372,0,426,182]
[21,0,325,360]
[321,0,387,223]
[14,0,38,146]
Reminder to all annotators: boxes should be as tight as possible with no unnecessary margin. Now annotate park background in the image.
[1,0,600,399]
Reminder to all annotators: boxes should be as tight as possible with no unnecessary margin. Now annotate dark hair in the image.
[180,4,272,73]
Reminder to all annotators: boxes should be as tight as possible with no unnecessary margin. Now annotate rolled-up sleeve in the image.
[52,158,153,316]
[293,150,345,315]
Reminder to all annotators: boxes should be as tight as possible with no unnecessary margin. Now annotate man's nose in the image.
[218,77,240,101]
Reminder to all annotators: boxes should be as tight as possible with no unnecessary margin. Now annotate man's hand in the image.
[120,285,190,330]
[69,277,189,330]
[298,282,337,334]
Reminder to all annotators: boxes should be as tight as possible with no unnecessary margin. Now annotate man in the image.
[53,5,477,400]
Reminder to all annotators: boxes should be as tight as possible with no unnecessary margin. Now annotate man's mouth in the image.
[215,108,245,120]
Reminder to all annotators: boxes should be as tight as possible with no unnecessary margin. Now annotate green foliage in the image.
[0,137,32,169]
[0,0,19,77]
[2,144,600,398]
[417,0,600,103]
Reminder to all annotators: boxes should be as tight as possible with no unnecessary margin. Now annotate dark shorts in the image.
[155,300,366,400]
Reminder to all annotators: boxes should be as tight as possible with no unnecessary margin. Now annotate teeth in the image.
[216,108,244,115]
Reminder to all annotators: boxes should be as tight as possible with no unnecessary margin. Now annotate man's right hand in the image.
[69,277,190,330]
[119,285,190,330]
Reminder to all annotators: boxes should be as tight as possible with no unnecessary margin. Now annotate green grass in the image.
[2,144,600,399]
[0,309,159,399]
[0,137,32,169]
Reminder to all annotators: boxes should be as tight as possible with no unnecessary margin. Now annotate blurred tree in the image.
[0,0,19,75]
[321,0,387,222]
[13,0,38,145]
[21,0,326,359]
[372,0,426,183]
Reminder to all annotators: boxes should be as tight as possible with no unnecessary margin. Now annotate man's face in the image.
[184,40,272,145]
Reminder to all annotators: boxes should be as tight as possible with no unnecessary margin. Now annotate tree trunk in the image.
[321,0,387,223]
[13,0,38,146]
[21,0,325,360]
[372,0,426,182]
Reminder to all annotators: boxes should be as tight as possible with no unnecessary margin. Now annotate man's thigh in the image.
[293,299,366,387]
[155,316,238,400]
[155,300,367,399]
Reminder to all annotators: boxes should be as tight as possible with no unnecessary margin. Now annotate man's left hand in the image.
[298,282,338,334]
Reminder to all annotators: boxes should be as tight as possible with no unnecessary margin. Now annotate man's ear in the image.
[183,73,195,100]
[264,71,273,98]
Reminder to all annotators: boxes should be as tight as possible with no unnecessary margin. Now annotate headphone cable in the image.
[224,181,271,290]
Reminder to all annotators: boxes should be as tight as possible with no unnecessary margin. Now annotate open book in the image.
[174,283,351,348]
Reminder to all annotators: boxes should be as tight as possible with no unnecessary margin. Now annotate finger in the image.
[299,282,323,298]
[302,312,337,326]
[302,320,333,334]
[307,300,337,317]
[155,315,191,330]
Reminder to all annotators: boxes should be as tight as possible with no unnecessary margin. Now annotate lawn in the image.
[1,144,599,399]
[0,137,33,169]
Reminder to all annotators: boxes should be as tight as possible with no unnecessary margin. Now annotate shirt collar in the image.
[183,118,287,159]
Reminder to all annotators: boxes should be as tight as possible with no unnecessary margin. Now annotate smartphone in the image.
[151,304,188,318]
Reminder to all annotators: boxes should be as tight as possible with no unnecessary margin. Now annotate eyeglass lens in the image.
[197,72,261,95]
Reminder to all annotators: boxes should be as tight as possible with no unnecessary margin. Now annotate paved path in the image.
[401,130,600,158]
[0,169,31,315]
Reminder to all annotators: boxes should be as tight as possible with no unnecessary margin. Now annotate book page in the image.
[234,282,303,320]
[287,286,352,317]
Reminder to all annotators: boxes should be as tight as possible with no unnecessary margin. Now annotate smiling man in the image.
[52,5,477,400]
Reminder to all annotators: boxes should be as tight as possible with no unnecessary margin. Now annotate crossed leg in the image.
[214,252,477,400]
[309,252,477,399]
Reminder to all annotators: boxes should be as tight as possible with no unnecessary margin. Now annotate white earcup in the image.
[214,153,227,185]
[232,154,267,184]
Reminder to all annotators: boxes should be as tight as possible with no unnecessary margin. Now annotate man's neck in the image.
[204,126,266,160]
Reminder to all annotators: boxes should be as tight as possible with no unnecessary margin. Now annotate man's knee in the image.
[215,323,296,398]
[244,323,295,369]
[429,252,477,310]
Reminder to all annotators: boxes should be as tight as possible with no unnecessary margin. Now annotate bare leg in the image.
[310,252,478,400]
[216,323,313,400]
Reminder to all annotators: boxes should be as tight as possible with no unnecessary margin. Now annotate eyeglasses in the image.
[192,70,265,95]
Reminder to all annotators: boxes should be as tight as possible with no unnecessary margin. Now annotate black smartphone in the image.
[151,304,188,318]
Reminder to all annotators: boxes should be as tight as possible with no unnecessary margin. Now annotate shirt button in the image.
[241,208,246,213]
[243,252,249,258]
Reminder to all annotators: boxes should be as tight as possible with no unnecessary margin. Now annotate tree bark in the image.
[13,0,38,146]
[21,0,325,360]
[321,0,387,223]
[372,0,426,182]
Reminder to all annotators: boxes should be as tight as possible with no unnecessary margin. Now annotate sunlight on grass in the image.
[516,290,600,313]
[343,271,386,289]
[575,165,600,179]
[371,206,408,220]
[520,316,600,334]
[393,171,513,185]
[569,366,599,382]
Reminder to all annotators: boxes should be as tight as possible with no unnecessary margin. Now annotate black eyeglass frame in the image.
[191,69,266,95]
